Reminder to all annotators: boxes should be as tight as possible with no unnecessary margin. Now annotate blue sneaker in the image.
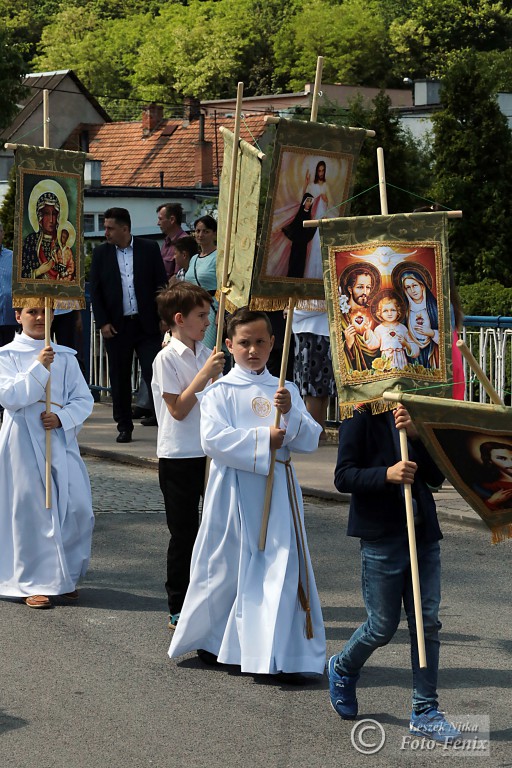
[410,708,462,745]
[328,655,359,719]
[168,612,180,630]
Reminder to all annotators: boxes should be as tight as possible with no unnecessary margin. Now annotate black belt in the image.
[125,314,139,320]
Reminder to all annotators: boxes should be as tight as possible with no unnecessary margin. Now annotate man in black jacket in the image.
[90,208,167,442]
[328,404,461,745]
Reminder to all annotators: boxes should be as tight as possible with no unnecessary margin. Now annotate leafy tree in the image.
[344,92,432,216]
[34,7,154,115]
[430,51,512,286]
[273,0,394,91]
[389,0,512,80]
[0,27,28,131]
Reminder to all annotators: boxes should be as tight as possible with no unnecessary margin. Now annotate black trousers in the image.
[159,456,206,615]
[104,315,161,433]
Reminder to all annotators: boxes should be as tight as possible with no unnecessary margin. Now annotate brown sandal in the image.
[23,595,52,609]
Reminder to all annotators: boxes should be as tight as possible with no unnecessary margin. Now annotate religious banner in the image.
[396,392,512,543]
[322,211,453,417]
[216,118,368,312]
[216,128,263,312]
[12,144,87,307]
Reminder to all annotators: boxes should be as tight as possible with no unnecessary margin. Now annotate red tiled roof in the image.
[64,114,269,188]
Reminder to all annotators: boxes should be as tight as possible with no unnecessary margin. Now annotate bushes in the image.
[459,279,512,317]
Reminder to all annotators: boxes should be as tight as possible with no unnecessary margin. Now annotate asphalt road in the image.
[1,457,511,768]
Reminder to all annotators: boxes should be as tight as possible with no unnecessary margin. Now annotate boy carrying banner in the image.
[329,404,461,744]
[169,307,326,676]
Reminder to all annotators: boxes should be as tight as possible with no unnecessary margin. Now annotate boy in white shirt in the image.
[152,283,225,629]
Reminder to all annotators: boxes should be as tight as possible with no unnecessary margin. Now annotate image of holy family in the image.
[335,254,441,375]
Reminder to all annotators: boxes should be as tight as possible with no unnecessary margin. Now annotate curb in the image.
[80,444,484,530]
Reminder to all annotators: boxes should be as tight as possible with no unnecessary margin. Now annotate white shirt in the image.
[116,238,138,316]
[292,309,329,336]
[152,336,212,458]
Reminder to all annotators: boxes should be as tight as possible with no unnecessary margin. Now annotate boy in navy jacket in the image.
[329,404,461,745]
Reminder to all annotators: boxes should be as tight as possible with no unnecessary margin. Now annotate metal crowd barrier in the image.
[88,310,512,412]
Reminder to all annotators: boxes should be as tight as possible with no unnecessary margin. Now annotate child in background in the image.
[171,236,198,283]
[169,307,326,677]
[0,306,94,608]
[152,283,224,629]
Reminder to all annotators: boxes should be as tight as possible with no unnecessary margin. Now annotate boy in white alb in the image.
[169,307,326,676]
[0,306,94,609]
[152,283,224,629]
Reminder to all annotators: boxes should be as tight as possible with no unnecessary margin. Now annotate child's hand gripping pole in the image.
[258,298,295,550]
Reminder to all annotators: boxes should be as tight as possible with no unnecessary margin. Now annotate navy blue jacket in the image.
[90,237,166,336]
[335,409,444,542]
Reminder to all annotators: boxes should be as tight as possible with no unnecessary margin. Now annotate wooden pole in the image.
[258,297,295,550]
[42,89,53,509]
[456,339,504,405]
[304,210,462,228]
[378,146,426,668]
[258,55,325,550]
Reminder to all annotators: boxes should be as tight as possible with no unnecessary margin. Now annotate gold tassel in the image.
[491,523,512,544]
[338,398,396,421]
[298,583,314,640]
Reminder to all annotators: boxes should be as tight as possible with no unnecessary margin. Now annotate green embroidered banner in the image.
[251,119,367,309]
[397,392,512,543]
[322,211,453,417]
[12,144,86,308]
[216,118,368,312]
[216,128,263,312]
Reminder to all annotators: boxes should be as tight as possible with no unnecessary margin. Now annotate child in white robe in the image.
[169,307,326,676]
[0,306,94,609]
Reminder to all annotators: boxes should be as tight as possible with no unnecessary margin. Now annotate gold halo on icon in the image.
[28,179,69,234]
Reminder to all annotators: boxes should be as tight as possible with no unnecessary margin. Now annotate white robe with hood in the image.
[168,365,326,674]
[0,332,94,597]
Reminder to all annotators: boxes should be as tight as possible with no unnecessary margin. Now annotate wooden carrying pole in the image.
[378,146,427,668]
[258,56,324,551]
[456,340,504,405]
[42,89,53,509]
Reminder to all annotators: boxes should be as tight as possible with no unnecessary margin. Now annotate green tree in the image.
[389,0,512,80]
[430,51,512,285]
[34,7,154,115]
[273,0,394,91]
[344,92,432,216]
[0,27,28,132]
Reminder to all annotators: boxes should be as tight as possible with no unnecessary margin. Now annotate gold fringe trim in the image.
[12,295,85,310]
[249,296,290,311]
[338,398,396,421]
[491,522,512,544]
[249,296,327,312]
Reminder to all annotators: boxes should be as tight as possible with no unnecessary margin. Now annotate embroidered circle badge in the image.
[252,397,272,418]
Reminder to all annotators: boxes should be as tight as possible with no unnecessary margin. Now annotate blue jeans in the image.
[334,533,441,713]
